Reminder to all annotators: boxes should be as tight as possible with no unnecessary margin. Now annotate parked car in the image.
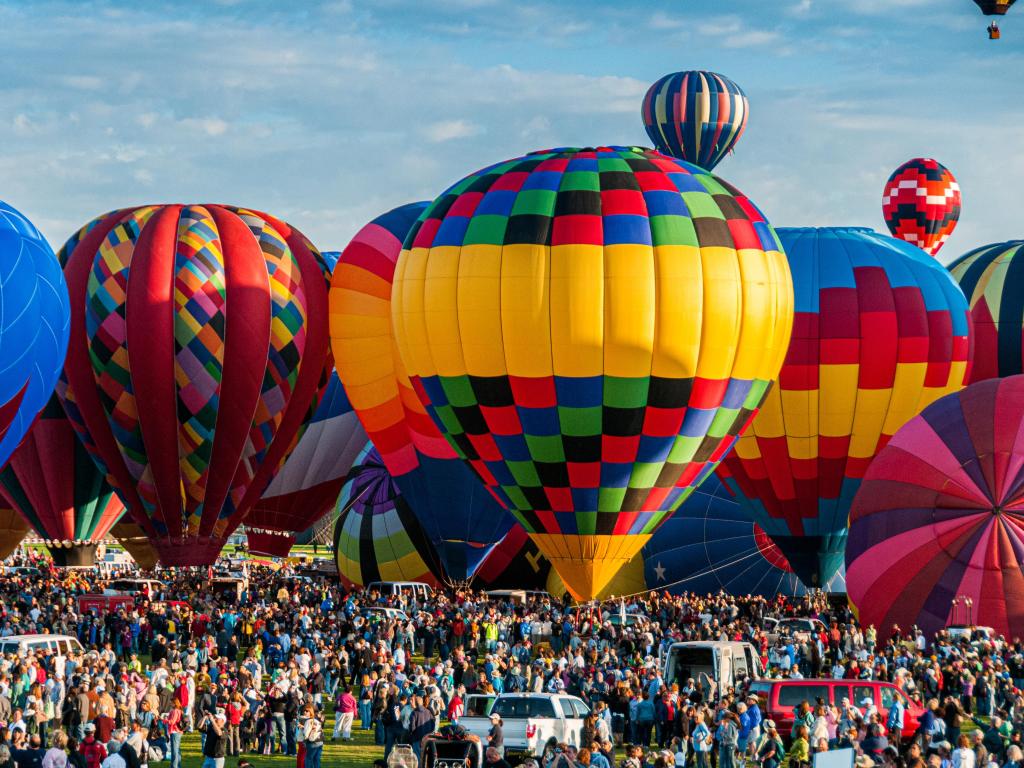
[0,634,85,658]
[661,641,763,696]
[461,693,590,761]
[768,617,828,644]
[746,678,922,742]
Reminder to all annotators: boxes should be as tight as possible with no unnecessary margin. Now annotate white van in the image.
[103,578,163,597]
[661,641,763,696]
[364,581,433,602]
[0,634,85,658]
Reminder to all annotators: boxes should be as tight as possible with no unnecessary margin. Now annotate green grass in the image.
[178,714,383,768]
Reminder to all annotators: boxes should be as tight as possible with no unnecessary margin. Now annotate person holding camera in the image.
[199,711,226,768]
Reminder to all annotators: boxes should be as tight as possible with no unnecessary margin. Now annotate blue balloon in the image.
[392,455,514,581]
[643,474,846,597]
[0,201,70,468]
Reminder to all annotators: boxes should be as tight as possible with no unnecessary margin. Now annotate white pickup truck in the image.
[461,692,590,761]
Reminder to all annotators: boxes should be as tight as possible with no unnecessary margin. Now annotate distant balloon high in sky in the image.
[847,376,1024,639]
[948,240,1024,383]
[390,146,794,601]
[720,228,973,588]
[0,201,71,471]
[641,71,748,171]
[882,158,961,257]
[331,202,514,581]
[0,396,124,565]
[974,0,1017,14]
[57,205,332,566]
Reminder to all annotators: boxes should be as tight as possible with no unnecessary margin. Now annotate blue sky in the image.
[1,0,1020,262]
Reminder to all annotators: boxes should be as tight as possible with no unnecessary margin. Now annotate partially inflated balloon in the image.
[0,201,70,469]
[719,227,972,586]
[474,525,552,591]
[110,520,159,570]
[333,442,441,589]
[391,146,794,601]
[847,376,1024,638]
[645,472,846,597]
[246,371,366,557]
[948,241,1024,383]
[0,396,124,565]
[882,158,961,257]
[641,71,748,171]
[57,205,332,566]
[0,508,29,562]
[330,202,514,579]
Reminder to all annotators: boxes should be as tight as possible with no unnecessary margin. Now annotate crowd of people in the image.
[0,549,1019,768]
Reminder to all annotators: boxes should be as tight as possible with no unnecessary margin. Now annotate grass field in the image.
[178,713,383,768]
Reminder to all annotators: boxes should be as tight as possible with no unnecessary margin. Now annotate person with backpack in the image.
[382,691,403,760]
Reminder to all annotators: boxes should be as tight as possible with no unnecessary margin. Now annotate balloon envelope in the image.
[245,371,366,557]
[846,375,1024,638]
[719,227,973,587]
[0,201,71,470]
[333,442,442,589]
[948,240,1024,383]
[0,395,124,563]
[330,202,514,580]
[644,473,846,597]
[882,158,961,257]
[975,0,1017,14]
[641,71,748,171]
[391,146,794,601]
[57,205,332,566]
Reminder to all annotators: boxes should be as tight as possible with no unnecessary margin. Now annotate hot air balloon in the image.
[643,472,847,598]
[976,0,1018,12]
[56,205,332,566]
[330,202,514,580]
[948,240,1024,383]
[847,375,1024,639]
[474,525,552,591]
[641,71,749,171]
[0,508,29,562]
[882,159,961,258]
[0,201,71,470]
[245,371,366,557]
[334,442,442,589]
[719,227,973,587]
[110,520,159,569]
[390,146,794,601]
[0,396,125,565]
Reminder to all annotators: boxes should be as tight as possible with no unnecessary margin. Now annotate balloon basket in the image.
[48,542,97,567]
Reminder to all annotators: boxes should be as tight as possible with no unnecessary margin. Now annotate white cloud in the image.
[424,119,482,143]
[62,75,103,90]
[789,0,813,16]
[847,0,931,12]
[697,16,780,48]
[136,113,159,129]
[12,114,37,135]
[179,117,230,137]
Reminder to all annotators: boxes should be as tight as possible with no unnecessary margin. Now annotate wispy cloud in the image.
[424,119,482,143]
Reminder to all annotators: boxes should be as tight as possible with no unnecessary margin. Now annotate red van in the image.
[746,678,922,741]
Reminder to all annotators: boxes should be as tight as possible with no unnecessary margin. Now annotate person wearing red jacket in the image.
[79,725,107,768]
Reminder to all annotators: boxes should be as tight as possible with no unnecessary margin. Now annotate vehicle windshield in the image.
[492,698,557,719]
[665,647,715,688]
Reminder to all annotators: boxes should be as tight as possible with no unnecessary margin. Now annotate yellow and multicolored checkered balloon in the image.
[391,146,794,600]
